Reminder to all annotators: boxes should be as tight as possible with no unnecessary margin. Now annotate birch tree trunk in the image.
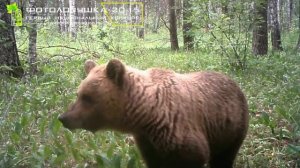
[87,0,93,28]
[168,0,179,50]
[94,0,98,25]
[286,0,293,30]
[69,0,76,37]
[58,0,67,32]
[0,0,23,77]
[152,0,161,33]
[28,0,38,74]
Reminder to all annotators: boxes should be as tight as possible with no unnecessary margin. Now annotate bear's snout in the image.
[58,114,65,123]
[58,113,75,130]
[58,114,68,127]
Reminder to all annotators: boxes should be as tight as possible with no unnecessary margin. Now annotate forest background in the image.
[0,0,299,167]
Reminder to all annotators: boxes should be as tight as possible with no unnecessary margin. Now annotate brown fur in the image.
[59,59,249,168]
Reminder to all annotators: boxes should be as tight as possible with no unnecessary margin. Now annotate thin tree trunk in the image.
[176,0,182,28]
[297,33,300,51]
[252,0,268,56]
[297,3,300,51]
[0,0,23,77]
[94,0,98,25]
[69,0,76,38]
[183,0,194,50]
[28,0,38,74]
[221,0,229,57]
[287,0,293,30]
[87,0,93,28]
[277,0,281,29]
[269,0,283,51]
[168,0,179,50]
[153,0,161,33]
[137,0,145,39]
[221,0,228,14]
[58,0,67,32]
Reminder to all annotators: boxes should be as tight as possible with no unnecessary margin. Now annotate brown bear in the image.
[59,59,249,168]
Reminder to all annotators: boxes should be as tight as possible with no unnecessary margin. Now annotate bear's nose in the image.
[58,115,65,123]
[58,114,70,129]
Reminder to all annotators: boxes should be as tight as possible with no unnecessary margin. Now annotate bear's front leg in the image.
[134,134,163,168]
[163,133,209,168]
[134,133,209,168]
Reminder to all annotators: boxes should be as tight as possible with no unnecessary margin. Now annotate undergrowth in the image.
[0,27,299,167]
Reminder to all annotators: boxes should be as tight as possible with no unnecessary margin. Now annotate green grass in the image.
[0,27,299,167]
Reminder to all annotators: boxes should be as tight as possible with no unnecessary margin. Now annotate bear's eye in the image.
[81,94,93,103]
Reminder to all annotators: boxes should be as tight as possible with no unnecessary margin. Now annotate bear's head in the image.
[58,59,126,132]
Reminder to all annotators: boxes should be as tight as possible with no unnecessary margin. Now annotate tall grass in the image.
[0,27,299,167]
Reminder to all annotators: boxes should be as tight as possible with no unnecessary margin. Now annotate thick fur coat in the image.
[59,59,249,168]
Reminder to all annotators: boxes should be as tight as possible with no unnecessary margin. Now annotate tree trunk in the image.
[137,0,145,39]
[86,0,93,28]
[28,0,38,75]
[0,0,23,77]
[152,0,161,33]
[94,0,98,25]
[269,0,283,51]
[182,0,194,50]
[176,0,182,28]
[297,3,300,51]
[58,0,67,32]
[277,0,281,29]
[287,0,293,30]
[221,0,228,14]
[252,0,268,56]
[69,0,76,38]
[297,33,300,51]
[168,0,179,50]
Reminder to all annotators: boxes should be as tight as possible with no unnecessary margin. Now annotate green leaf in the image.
[21,115,29,127]
[50,117,61,136]
[96,154,111,167]
[107,145,115,158]
[127,157,136,168]
[14,121,22,134]
[0,65,13,71]
[64,132,73,145]
[259,112,270,125]
[287,144,300,155]
[43,145,52,159]
[71,148,80,161]
[53,154,67,165]
[10,132,20,143]
[0,19,6,28]
[38,118,47,137]
[112,154,121,168]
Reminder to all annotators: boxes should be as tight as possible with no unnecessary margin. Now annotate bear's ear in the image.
[84,60,96,74]
[106,59,125,87]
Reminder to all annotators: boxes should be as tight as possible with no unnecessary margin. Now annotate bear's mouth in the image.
[60,121,75,130]
[58,114,82,130]
[81,121,99,133]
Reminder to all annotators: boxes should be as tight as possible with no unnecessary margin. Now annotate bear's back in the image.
[145,69,248,142]
[129,68,249,168]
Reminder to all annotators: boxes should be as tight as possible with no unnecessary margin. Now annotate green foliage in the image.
[0,58,143,167]
[1,24,299,168]
[190,0,253,70]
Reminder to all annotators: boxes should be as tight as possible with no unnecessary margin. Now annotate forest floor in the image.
[0,27,299,167]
